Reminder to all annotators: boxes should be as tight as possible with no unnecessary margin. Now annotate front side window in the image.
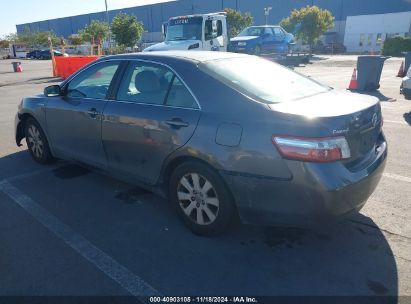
[264,27,274,35]
[217,20,223,37]
[273,27,285,40]
[238,27,264,37]
[116,62,198,109]
[199,57,329,104]
[66,61,120,99]
[205,20,220,41]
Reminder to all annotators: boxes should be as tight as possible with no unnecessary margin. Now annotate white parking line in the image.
[383,173,411,183]
[6,167,56,183]
[384,120,408,125]
[0,180,161,298]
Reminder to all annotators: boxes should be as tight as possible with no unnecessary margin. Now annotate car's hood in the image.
[143,40,201,52]
[268,89,379,118]
[230,36,259,42]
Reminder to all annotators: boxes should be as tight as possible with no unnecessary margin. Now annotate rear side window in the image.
[116,61,198,109]
[166,77,198,109]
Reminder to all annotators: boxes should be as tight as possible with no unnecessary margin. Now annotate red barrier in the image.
[54,56,99,79]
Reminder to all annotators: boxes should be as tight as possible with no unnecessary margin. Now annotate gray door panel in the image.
[45,60,121,169]
[102,103,200,184]
[46,98,108,168]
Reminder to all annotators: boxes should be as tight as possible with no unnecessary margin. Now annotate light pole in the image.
[105,0,111,49]
[264,7,272,25]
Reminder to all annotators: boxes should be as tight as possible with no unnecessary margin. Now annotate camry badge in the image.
[333,128,349,134]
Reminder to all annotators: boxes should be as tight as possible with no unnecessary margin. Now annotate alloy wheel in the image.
[27,124,44,159]
[177,173,220,225]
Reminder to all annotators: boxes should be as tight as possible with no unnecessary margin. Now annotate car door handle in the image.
[87,108,100,118]
[165,118,189,129]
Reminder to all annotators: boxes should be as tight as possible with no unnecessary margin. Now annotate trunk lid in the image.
[268,90,383,166]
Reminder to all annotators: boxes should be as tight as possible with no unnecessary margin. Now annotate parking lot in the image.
[0,56,410,300]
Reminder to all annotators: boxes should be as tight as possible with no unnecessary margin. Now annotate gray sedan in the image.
[15,51,387,235]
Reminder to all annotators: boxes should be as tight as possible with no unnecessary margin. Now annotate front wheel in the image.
[24,118,53,164]
[169,161,235,236]
[253,45,261,56]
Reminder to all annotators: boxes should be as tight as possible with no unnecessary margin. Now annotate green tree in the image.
[0,40,9,48]
[2,33,18,43]
[280,5,334,52]
[111,13,144,48]
[17,28,59,46]
[68,35,84,45]
[224,8,253,38]
[79,20,109,43]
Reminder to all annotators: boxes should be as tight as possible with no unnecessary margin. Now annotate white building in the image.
[344,11,411,53]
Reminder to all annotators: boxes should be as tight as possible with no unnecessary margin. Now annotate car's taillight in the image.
[272,136,351,162]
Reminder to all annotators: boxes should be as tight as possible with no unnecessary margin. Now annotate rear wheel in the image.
[24,118,53,164]
[169,161,235,236]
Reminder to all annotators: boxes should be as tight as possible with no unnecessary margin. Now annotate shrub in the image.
[382,36,411,56]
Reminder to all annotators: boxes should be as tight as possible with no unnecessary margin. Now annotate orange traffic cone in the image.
[397,61,404,77]
[348,68,357,90]
[16,62,22,72]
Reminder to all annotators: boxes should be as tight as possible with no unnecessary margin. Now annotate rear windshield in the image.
[198,57,330,104]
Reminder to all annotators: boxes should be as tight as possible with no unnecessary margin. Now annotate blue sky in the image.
[0,0,173,38]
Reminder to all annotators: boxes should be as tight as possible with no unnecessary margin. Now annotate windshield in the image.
[166,17,202,41]
[199,57,330,104]
[238,27,264,37]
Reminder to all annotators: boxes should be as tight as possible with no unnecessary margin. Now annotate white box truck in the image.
[144,12,228,52]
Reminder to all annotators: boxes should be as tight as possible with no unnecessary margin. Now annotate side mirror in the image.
[44,85,62,97]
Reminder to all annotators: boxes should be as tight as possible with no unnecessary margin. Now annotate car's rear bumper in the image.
[221,135,387,227]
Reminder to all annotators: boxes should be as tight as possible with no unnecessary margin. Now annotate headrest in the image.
[135,70,160,93]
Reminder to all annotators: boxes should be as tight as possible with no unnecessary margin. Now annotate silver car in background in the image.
[15,51,387,235]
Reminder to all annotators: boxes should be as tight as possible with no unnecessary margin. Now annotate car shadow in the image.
[0,150,399,299]
[357,90,396,102]
[404,112,411,125]
[29,76,62,82]
[0,150,55,181]
[310,55,328,61]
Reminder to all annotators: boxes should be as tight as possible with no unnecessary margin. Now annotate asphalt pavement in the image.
[0,56,410,300]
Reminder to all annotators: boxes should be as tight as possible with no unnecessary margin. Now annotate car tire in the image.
[169,161,235,236]
[405,95,411,100]
[24,118,53,164]
[254,45,261,56]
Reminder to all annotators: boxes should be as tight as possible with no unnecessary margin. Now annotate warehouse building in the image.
[16,0,411,52]
[344,11,411,53]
